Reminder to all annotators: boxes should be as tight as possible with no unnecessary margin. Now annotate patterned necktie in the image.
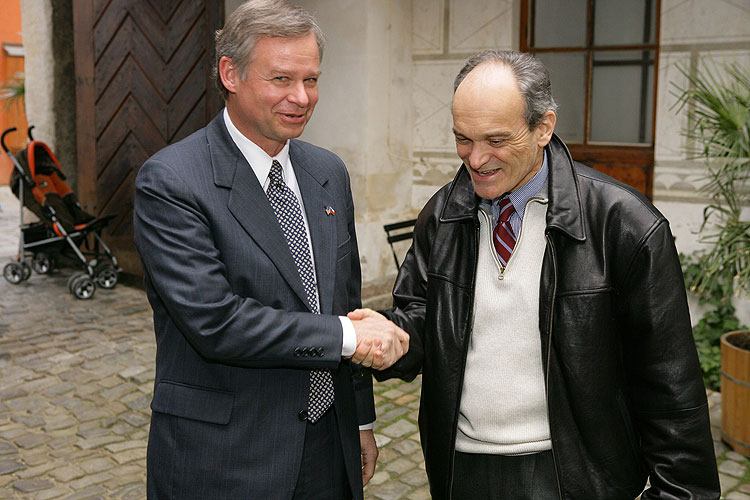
[266,159,334,423]
[493,197,517,267]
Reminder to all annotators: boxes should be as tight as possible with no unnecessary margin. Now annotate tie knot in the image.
[269,159,284,185]
[498,197,515,223]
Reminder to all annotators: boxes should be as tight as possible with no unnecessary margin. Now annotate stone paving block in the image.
[727,492,750,500]
[377,447,399,464]
[16,461,66,479]
[400,468,428,487]
[374,434,392,448]
[76,435,125,450]
[371,479,411,500]
[0,442,17,457]
[405,485,431,500]
[60,485,106,499]
[33,486,72,499]
[0,459,25,475]
[380,389,405,400]
[43,383,77,398]
[108,423,135,436]
[100,384,138,402]
[378,407,411,423]
[43,416,77,432]
[12,478,54,493]
[118,366,147,380]
[741,484,750,493]
[104,440,145,454]
[124,396,149,412]
[72,406,110,423]
[78,458,114,475]
[368,470,391,486]
[380,419,417,439]
[721,473,741,493]
[69,471,113,490]
[14,433,52,449]
[4,397,45,412]
[726,451,749,462]
[11,414,44,428]
[720,460,748,478]
[48,465,86,482]
[391,439,421,456]
[111,447,146,465]
[0,428,25,441]
[22,450,55,467]
[385,457,417,475]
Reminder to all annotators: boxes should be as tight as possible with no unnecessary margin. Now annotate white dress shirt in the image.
[222,109,357,357]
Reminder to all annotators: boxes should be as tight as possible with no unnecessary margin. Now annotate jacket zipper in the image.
[545,233,564,500]
[447,220,480,499]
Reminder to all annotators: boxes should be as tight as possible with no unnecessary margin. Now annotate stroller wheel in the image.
[94,263,118,289]
[21,262,32,281]
[69,273,96,300]
[3,262,25,284]
[32,253,55,274]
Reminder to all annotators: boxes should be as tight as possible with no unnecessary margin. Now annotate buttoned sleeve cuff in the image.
[340,316,356,356]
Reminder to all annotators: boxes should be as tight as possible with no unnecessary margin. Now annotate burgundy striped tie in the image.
[493,197,517,267]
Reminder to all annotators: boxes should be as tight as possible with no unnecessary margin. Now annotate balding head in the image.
[453,50,557,131]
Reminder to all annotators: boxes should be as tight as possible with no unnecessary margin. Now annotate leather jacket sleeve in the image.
[616,220,720,499]
[375,192,445,382]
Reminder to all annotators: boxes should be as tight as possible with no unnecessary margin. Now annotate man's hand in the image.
[347,308,409,370]
[360,429,378,486]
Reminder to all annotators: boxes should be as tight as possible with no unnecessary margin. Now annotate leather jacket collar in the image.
[439,133,586,242]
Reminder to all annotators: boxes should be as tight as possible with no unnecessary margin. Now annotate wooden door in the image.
[73,0,224,275]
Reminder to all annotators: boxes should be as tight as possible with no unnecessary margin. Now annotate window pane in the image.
[593,0,657,46]
[589,50,654,144]
[535,52,586,143]
[532,0,587,48]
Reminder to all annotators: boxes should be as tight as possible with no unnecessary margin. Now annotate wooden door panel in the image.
[74,0,223,275]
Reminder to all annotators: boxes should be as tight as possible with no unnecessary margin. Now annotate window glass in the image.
[533,0,587,48]
[593,0,657,46]
[536,52,587,143]
[589,50,654,144]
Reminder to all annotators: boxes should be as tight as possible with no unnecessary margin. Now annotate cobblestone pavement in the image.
[0,186,749,499]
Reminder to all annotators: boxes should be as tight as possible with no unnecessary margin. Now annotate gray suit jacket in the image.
[134,113,374,500]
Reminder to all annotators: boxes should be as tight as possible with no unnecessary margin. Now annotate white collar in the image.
[223,108,291,188]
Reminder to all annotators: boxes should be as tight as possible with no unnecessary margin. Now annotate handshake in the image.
[346,308,409,370]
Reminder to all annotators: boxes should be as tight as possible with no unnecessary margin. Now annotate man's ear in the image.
[535,110,557,147]
[219,56,238,94]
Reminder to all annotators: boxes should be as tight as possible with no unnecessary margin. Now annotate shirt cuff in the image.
[339,316,356,357]
[359,422,374,431]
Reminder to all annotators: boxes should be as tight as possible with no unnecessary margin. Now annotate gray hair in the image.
[453,50,558,130]
[214,0,325,100]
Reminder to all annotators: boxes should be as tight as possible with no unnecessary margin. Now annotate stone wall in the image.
[653,0,750,325]
[19,0,76,188]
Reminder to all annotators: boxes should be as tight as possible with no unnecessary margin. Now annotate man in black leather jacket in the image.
[351,50,720,499]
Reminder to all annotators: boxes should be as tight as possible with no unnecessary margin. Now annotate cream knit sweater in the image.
[455,197,552,455]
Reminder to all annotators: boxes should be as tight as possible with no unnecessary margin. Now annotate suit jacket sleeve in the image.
[134,156,344,370]
[341,169,376,426]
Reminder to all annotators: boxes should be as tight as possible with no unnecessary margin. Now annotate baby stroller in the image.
[1,126,120,299]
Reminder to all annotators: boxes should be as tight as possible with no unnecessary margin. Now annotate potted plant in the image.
[673,61,749,456]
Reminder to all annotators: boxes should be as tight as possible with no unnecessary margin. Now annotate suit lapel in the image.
[291,141,337,316]
[207,116,310,310]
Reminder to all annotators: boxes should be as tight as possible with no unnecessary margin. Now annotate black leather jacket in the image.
[379,135,720,499]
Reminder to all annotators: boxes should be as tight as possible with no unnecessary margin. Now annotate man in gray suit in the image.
[133,1,408,498]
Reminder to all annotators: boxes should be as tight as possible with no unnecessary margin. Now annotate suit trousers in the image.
[292,405,352,500]
[452,450,558,499]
